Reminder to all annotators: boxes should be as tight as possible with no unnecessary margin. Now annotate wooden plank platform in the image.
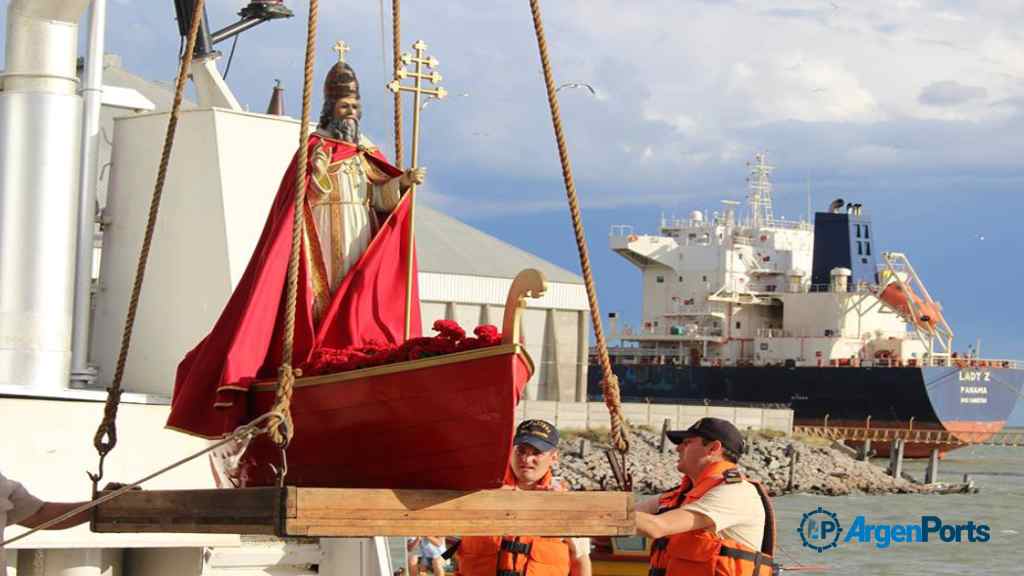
[93,488,635,537]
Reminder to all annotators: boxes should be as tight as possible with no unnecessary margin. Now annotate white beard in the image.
[327,116,360,143]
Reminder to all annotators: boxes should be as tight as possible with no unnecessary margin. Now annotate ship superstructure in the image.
[607,154,955,370]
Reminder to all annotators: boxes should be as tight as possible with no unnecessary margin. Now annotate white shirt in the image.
[1,471,44,571]
[681,481,766,551]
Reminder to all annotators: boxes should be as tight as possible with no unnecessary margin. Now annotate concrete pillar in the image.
[541,309,559,400]
[925,448,940,484]
[575,310,588,402]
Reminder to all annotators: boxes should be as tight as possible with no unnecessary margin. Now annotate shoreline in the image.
[555,428,978,496]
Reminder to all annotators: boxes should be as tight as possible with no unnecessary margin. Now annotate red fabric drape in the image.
[167,135,420,438]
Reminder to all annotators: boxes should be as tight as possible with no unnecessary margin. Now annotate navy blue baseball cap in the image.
[666,417,745,456]
[513,419,559,452]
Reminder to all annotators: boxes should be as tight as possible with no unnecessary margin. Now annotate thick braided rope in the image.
[269,0,319,446]
[392,0,403,169]
[527,0,628,455]
[92,0,207,468]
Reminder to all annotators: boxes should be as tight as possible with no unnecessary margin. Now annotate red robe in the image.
[167,134,421,438]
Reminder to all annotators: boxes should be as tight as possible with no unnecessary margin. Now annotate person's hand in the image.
[400,167,427,188]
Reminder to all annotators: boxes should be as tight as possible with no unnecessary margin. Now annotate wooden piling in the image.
[578,437,589,458]
[925,448,940,484]
[858,439,872,461]
[889,438,904,479]
[660,418,672,454]
[787,445,799,491]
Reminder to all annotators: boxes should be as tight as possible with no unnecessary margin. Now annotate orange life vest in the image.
[456,472,572,576]
[648,461,778,576]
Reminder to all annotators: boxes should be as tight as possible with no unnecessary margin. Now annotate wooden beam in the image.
[286,488,635,537]
[92,487,634,537]
[92,487,284,535]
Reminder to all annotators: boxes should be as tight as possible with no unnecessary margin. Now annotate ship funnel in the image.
[830,267,852,292]
[0,0,91,391]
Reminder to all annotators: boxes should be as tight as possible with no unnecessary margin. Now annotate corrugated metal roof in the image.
[416,205,583,284]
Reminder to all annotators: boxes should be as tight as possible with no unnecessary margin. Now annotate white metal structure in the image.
[0,0,91,392]
[607,153,954,368]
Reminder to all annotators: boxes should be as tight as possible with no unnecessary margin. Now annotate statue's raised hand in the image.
[400,166,427,189]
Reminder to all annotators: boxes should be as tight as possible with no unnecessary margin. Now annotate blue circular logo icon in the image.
[799,507,843,553]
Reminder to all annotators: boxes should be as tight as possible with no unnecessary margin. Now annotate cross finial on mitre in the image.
[333,40,350,63]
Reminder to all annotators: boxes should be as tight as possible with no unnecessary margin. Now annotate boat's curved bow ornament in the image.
[503,268,548,345]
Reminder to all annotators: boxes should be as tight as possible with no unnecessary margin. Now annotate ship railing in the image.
[760,218,813,231]
[756,328,794,338]
[794,425,1024,447]
[805,283,879,294]
[930,357,1019,369]
[610,224,635,237]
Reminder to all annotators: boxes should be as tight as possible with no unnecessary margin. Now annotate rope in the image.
[392,0,403,168]
[90,0,207,487]
[527,0,629,457]
[268,0,320,447]
[3,411,283,548]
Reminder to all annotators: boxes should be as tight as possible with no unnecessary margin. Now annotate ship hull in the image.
[587,364,1023,457]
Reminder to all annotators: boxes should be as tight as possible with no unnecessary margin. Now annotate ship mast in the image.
[747,152,774,227]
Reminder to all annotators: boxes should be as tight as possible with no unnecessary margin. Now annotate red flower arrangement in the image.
[303,320,503,376]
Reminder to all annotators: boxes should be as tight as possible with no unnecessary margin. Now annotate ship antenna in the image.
[806,174,811,224]
[747,152,775,226]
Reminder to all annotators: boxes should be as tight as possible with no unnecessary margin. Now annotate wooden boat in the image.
[216,269,547,490]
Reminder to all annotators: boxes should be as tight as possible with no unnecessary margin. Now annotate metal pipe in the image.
[2,1,91,94]
[0,0,91,391]
[209,17,262,45]
[70,0,107,387]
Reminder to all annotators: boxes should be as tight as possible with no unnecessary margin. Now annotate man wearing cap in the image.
[635,418,777,576]
[455,419,591,576]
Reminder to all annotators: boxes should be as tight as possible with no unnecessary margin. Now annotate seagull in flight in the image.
[556,82,597,96]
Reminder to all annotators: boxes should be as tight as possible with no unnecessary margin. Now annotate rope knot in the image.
[268,364,297,447]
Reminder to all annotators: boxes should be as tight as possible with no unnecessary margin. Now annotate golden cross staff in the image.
[387,40,447,339]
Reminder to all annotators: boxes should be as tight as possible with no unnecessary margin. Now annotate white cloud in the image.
[919,81,988,107]
[23,0,1021,209]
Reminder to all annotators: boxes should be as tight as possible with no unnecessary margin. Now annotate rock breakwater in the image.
[555,428,975,496]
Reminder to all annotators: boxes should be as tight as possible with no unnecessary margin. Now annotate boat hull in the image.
[231,344,533,489]
[587,364,1023,457]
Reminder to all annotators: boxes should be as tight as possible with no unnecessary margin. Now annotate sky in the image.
[3,0,1023,422]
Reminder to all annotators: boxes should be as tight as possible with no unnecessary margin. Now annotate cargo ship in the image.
[588,154,1023,457]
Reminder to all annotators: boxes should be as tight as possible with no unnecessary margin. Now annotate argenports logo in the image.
[798,508,991,552]
[799,507,843,552]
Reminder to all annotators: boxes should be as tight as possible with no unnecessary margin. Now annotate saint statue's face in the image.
[333,96,361,121]
[328,96,362,143]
